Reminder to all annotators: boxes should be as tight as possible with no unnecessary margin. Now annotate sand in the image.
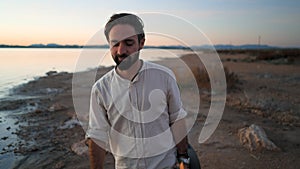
[1,50,299,169]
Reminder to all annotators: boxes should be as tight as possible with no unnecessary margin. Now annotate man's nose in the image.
[117,42,127,55]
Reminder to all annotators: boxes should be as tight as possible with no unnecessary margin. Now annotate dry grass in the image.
[180,54,240,92]
[218,49,300,64]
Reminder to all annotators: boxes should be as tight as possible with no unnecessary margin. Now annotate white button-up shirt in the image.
[87,61,187,169]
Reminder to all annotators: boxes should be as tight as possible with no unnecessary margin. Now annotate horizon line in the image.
[1,43,300,49]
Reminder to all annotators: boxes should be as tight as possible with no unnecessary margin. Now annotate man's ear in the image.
[139,38,145,50]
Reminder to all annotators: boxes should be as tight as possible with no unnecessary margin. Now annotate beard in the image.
[113,51,139,70]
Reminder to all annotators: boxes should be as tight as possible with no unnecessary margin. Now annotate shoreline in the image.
[0,51,300,168]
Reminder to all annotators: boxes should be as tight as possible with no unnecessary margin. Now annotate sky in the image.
[1,0,300,47]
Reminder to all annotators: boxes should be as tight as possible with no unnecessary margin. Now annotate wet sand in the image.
[1,50,300,169]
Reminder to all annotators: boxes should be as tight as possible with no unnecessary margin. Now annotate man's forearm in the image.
[87,139,107,169]
[172,118,189,169]
[176,136,188,155]
[171,118,189,154]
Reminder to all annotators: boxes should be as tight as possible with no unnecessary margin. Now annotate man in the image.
[86,13,190,169]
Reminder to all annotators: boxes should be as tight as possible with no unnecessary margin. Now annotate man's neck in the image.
[116,59,142,80]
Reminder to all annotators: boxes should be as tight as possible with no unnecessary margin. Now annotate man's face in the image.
[108,24,144,70]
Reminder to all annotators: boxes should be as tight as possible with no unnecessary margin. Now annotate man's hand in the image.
[87,138,107,169]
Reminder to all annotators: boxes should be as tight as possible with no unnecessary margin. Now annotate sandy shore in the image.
[1,50,300,169]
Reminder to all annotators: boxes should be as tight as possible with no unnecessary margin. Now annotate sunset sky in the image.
[1,0,299,47]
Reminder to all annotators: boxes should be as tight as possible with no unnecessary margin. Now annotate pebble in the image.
[29,147,39,152]
[46,70,58,76]
[1,136,9,140]
[71,140,88,156]
[34,109,43,114]
[54,161,65,169]
[48,103,67,112]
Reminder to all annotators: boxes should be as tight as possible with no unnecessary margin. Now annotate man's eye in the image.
[113,43,119,47]
[125,40,134,46]
[126,43,133,46]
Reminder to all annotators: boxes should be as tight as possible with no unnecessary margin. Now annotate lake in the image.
[0,48,190,99]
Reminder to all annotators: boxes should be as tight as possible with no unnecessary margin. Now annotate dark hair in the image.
[104,13,145,42]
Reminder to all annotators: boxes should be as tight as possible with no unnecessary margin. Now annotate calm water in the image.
[0,48,82,99]
[0,48,191,168]
[0,48,189,99]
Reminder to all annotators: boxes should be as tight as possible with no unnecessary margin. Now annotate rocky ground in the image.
[0,49,299,169]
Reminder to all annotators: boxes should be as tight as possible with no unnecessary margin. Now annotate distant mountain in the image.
[0,43,108,48]
[191,44,279,50]
[214,44,278,50]
[29,43,45,48]
[144,45,189,50]
[0,43,290,49]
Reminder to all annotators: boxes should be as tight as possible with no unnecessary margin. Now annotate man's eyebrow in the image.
[110,38,135,44]
[124,39,134,42]
[110,40,119,44]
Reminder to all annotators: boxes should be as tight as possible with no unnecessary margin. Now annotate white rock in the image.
[238,124,280,151]
[71,140,88,156]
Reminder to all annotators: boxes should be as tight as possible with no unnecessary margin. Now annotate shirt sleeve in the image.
[167,73,187,125]
[86,83,110,147]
